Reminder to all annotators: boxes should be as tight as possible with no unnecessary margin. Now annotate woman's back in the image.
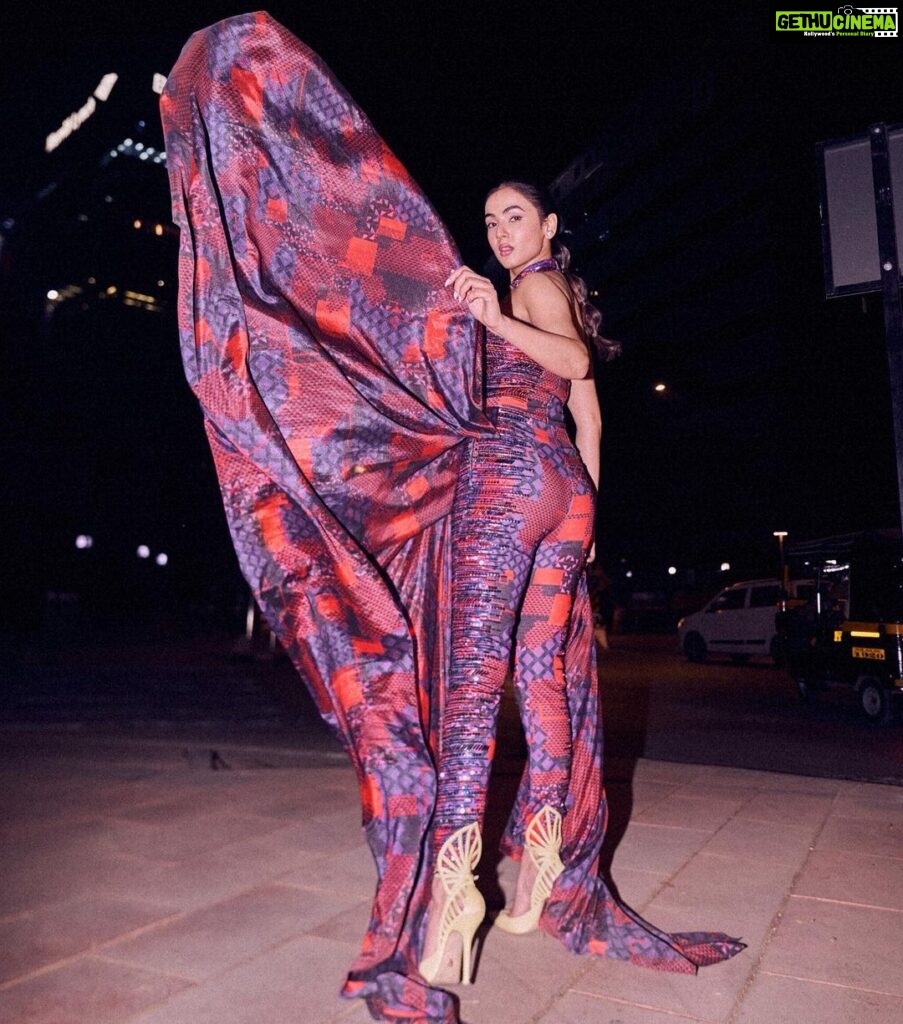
[485,261,572,412]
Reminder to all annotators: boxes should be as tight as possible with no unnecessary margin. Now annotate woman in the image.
[420,184,745,986]
[420,179,607,983]
[162,15,743,1024]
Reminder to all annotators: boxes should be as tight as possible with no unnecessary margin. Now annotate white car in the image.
[677,579,809,664]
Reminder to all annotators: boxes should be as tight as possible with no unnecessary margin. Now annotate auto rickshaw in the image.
[779,531,903,724]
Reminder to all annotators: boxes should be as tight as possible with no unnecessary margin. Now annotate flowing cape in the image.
[161,12,490,1020]
[162,12,743,1023]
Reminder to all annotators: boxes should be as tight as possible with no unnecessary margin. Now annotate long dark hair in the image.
[488,180,621,361]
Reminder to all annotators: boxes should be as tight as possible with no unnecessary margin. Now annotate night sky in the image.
[3,2,732,241]
[3,3,903,616]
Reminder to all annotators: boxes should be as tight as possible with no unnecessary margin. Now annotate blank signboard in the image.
[817,125,903,297]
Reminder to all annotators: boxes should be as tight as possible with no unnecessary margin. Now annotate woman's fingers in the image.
[445,266,490,300]
[458,276,486,300]
[444,266,472,290]
[457,277,492,304]
[445,266,501,329]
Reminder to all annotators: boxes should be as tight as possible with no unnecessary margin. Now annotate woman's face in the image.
[484,186,555,277]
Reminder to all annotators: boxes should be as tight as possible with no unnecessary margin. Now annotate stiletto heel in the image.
[419,822,485,986]
[495,805,564,935]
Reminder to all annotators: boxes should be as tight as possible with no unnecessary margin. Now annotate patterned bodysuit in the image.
[433,260,596,845]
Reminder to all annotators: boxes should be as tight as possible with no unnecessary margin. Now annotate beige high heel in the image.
[494,805,564,935]
[419,822,485,986]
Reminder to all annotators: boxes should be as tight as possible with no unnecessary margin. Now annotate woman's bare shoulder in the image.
[512,270,581,336]
[512,270,571,311]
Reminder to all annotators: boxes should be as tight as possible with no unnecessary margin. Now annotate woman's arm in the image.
[567,378,601,490]
[446,267,590,380]
[568,377,602,562]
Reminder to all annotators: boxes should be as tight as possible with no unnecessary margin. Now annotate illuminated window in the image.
[123,289,160,312]
[93,73,118,102]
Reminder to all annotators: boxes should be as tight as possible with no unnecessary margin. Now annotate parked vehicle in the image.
[779,531,903,724]
[677,578,815,664]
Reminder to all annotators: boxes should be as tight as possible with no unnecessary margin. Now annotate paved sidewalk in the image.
[1,726,901,1024]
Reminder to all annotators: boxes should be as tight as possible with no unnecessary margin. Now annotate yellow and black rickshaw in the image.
[779,531,903,724]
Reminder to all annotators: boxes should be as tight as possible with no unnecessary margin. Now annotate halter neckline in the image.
[510,257,559,290]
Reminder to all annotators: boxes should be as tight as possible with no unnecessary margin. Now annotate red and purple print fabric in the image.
[162,13,743,1023]
[161,12,490,1021]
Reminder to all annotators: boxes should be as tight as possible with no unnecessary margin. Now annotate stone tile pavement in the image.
[1,727,901,1023]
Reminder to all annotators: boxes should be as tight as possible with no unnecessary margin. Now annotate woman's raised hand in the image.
[445,266,503,332]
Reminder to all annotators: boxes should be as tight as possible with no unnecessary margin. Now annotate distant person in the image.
[588,562,614,648]
[779,593,820,680]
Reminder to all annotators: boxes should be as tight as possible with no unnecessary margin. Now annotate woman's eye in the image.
[509,215,521,222]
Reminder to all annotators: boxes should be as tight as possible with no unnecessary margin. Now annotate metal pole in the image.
[868,123,903,532]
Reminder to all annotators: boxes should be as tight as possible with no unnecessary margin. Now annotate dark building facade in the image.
[3,65,241,630]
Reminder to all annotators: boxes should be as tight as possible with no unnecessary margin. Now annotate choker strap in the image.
[510,257,559,290]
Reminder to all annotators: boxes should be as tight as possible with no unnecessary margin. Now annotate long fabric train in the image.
[162,13,743,1024]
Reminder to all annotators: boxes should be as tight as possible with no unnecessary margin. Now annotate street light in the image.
[773,531,788,591]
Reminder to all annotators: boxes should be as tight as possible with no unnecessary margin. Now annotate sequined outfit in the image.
[433,260,595,845]
[162,15,744,1024]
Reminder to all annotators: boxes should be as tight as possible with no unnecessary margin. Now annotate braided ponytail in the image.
[489,180,621,362]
